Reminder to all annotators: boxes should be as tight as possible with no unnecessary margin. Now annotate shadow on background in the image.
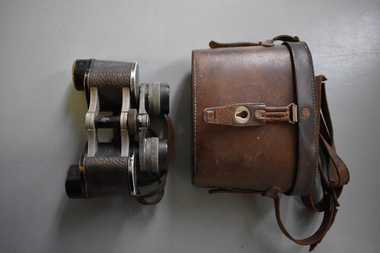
[64,83,88,158]
[170,72,193,185]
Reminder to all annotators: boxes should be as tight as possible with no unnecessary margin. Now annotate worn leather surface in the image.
[192,45,297,192]
[203,103,294,126]
[276,75,349,251]
[192,41,349,250]
[83,143,129,199]
[284,41,318,196]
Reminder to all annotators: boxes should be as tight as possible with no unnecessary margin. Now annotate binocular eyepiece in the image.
[65,59,171,204]
[72,59,169,115]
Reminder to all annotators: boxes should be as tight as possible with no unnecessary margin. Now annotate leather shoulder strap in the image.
[273,192,338,252]
[270,76,349,251]
[301,76,349,212]
[284,41,319,196]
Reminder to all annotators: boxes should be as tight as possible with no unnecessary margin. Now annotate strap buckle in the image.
[203,103,297,126]
[255,103,297,124]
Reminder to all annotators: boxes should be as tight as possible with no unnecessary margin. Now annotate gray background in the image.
[1,1,379,252]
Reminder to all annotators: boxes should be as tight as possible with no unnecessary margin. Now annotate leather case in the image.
[191,35,350,250]
[192,37,317,195]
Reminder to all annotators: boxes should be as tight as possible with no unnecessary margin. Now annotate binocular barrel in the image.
[66,59,170,202]
[72,59,169,115]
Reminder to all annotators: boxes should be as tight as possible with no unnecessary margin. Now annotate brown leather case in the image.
[192,40,316,195]
[191,36,349,250]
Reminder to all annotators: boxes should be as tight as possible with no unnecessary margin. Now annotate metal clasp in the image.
[289,103,298,124]
[254,103,297,124]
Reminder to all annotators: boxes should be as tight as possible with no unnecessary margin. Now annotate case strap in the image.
[269,188,339,252]
[209,35,300,48]
[284,41,319,196]
[266,76,349,251]
[300,76,349,212]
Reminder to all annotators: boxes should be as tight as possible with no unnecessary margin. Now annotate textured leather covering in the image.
[83,143,129,198]
[192,45,298,193]
[87,60,134,111]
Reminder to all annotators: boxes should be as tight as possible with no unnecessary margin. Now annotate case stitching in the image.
[193,51,198,185]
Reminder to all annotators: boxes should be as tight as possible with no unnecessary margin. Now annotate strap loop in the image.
[273,193,339,252]
[209,35,300,49]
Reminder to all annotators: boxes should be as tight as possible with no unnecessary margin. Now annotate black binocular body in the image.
[65,59,171,205]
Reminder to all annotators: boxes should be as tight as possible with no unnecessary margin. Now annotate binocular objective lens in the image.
[146,83,170,115]
[144,137,168,172]
[72,59,93,91]
[65,165,84,199]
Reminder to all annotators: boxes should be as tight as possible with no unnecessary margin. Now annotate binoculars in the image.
[65,59,172,205]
